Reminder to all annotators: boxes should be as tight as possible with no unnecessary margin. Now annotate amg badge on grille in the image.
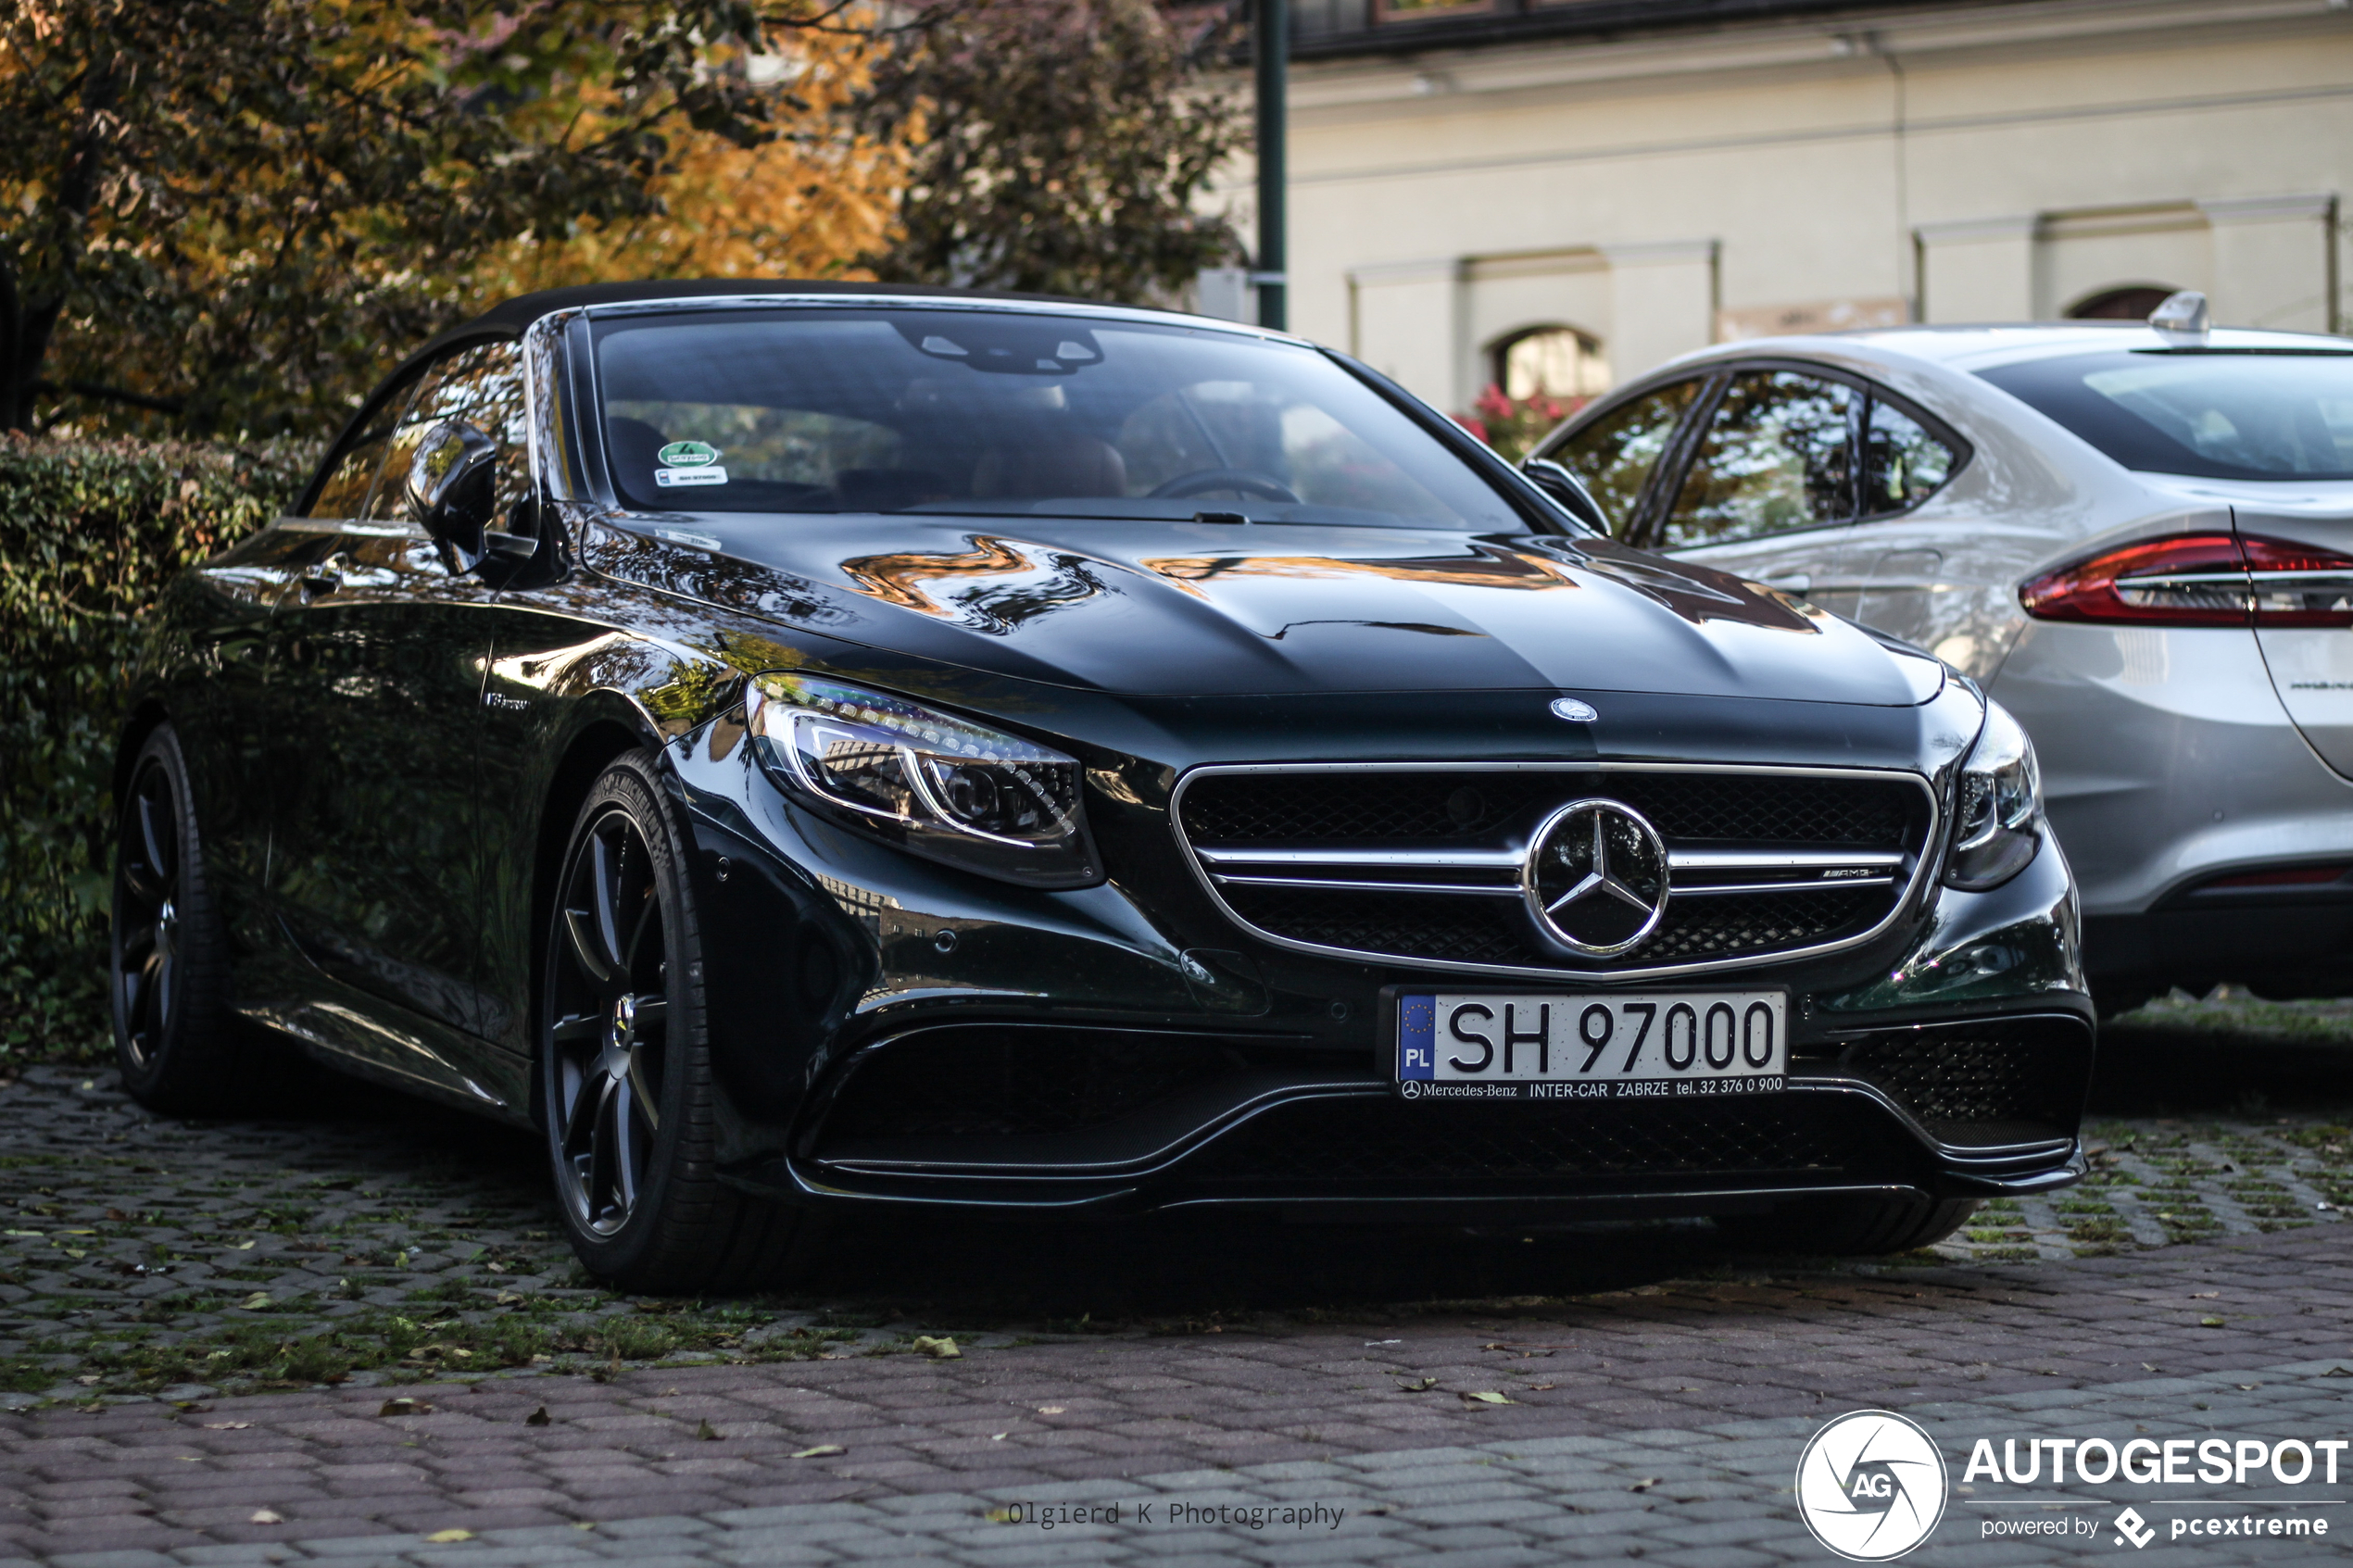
[1524,799,1668,957]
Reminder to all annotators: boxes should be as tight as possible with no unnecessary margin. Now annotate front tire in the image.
[540,751,799,1292]
[111,724,243,1114]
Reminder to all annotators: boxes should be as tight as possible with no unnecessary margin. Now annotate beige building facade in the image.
[1219,0,2351,416]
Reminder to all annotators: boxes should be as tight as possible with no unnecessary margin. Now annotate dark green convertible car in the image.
[112,282,2091,1289]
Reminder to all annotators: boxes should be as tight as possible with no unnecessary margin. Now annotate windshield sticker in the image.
[653,527,724,551]
[656,440,721,468]
[655,466,728,488]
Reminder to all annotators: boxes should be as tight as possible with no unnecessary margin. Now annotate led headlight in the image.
[746,672,1099,888]
[1944,700,2043,891]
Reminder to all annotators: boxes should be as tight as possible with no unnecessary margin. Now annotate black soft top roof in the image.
[419,278,1096,358]
[301,279,1108,513]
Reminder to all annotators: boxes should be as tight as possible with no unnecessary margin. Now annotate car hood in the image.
[587,513,1943,705]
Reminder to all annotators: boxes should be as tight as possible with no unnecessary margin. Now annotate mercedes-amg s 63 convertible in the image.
[111,281,2092,1289]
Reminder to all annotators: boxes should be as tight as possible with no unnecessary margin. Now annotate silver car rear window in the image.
[1978,349,2353,481]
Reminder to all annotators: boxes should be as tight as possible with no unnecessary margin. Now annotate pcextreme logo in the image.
[1796,1410,1950,1561]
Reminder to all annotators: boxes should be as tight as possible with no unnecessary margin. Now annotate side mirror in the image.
[407,420,500,566]
[1519,458,1611,535]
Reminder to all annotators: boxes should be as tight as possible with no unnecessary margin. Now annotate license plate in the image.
[1393,989,1787,1102]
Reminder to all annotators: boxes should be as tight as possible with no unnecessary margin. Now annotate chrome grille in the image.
[1174,763,1937,977]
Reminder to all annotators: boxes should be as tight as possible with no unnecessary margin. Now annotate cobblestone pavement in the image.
[0,995,2348,1563]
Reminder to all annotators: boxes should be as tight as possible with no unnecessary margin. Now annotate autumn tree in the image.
[864,0,1243,304]
[0,0,900,439]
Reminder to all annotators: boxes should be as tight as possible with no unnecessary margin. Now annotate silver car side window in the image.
[1859,399,1957,519]
[1660,370,1856,548]
[1547,378,1702,534]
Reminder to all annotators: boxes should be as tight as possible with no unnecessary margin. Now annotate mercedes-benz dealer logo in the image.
[1522,798,1669,957]
[1795,1410,1949,1562]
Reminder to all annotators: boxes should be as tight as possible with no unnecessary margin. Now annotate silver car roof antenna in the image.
[2147,290,2210,343]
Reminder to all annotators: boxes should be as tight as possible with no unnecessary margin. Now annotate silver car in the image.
[1526,295,2353,1014]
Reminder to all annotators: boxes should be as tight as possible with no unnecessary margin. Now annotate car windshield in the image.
[1977,349,2353,481]
[585,307,1526,528]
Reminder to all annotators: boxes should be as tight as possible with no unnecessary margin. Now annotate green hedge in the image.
[1,434,317,1065]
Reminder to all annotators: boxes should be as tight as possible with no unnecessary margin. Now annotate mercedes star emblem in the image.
[1549,696,1599,723]
[1523,798,1669,957]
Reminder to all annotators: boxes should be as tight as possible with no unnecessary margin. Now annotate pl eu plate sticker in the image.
[654,439,726,487]
[1398,996,1436,1081]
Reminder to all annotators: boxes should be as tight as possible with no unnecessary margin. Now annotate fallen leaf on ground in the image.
[1461,1390,1515,1406]
[1396,1377,1439,1392]
[202,1422,252,1431]
[493,1292,524,1306]
[1038,1406,1065,1414]
[911,1336,961,1359]
[525,1407,550,1426]
[1530,1384,1557,1391]
[983,1506,1018,1524]
[73,1375,98,1386]
[2190,1291,2218,1298]
[106,1208,128,1221]
[237,1293,271,1311]
[249,1510,283,1524]
[697,1419,720,1441]
[2325,1366,2353,1378]
[379,1398,431,1417]
[2199,1316,2225,1327]
[171,1401,211,1412]
[1629,1477,1664,1493]
[792,1445,846,1459]
[235,1240,256,1250]
[424,1529,472,1543]
[989,1432,1007,1440]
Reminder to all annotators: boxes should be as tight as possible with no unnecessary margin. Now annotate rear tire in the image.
[111,724,244,1115]
[539,751,800,1293]
[1719,1194,1978,1257]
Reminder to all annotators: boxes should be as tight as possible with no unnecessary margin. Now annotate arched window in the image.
[2066,286,2180,321]
[1491,326,1609,401]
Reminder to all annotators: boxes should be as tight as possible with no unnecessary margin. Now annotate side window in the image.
[1549,380,1701,533]
[364,341,530,522]
[1860,399,1957,518]
[1659,370,1856,548]
[305,381,418,519]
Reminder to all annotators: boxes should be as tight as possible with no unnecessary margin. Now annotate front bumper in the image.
[677,700,2094,1219]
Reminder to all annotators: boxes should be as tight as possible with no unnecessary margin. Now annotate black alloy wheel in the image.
[111,725,241,1113]
[540,752,799,1291]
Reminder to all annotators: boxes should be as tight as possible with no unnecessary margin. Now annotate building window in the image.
[1492,326,1610,400]
[2066,286,2180,321]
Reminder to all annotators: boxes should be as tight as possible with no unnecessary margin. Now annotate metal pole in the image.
[1254,0,1287,332]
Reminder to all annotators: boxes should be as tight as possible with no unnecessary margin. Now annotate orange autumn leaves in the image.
[484,31,912,295]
